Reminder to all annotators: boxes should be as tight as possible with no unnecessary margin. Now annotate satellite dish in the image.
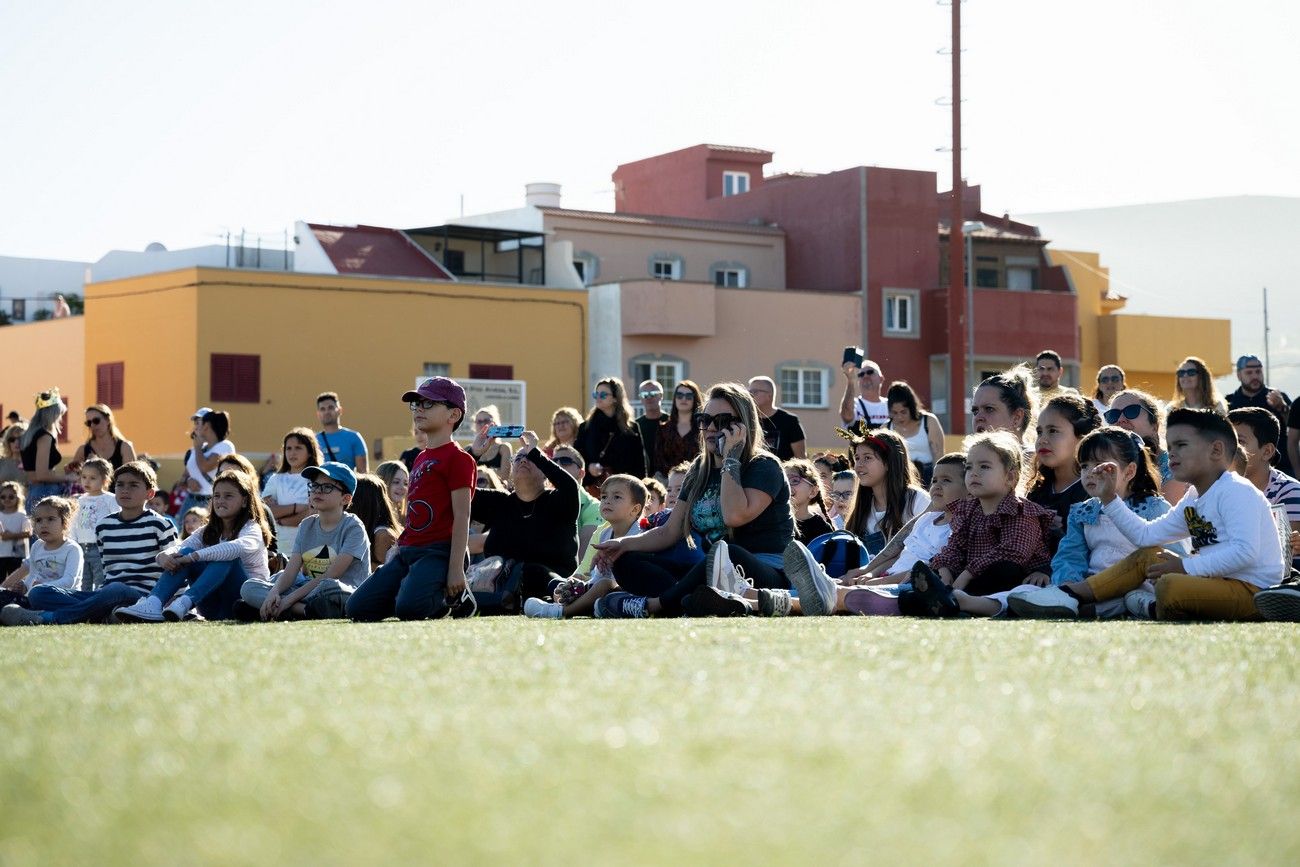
[145,242,167,252]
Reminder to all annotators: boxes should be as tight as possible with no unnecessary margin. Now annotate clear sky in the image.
[1,0,1297,262]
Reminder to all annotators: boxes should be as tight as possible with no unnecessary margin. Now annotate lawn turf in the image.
[2,618,1298,866]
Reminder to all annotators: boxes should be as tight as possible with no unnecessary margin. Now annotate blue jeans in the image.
[346,543,451,621]
[81,543,104,591]
[28,582,145,624]
[151,559,248,620]
[26,482,65,514]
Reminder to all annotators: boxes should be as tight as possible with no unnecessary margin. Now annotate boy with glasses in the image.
[839,359,889,427]
[345,377,475,621]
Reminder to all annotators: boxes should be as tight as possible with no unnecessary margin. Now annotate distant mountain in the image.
[1020,196,1300,399]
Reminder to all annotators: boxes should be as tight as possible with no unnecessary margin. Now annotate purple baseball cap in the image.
[401,376,466,412]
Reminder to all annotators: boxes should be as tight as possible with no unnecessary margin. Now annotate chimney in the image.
[525,182,562,208]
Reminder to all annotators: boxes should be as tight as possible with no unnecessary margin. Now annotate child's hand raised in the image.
[1084,461,1121,504]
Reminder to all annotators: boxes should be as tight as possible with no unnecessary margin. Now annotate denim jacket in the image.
[1050,494,1175,585]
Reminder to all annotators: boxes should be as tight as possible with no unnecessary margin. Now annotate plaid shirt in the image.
[930,494,1055,578]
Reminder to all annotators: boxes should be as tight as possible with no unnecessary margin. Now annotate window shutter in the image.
[211,353,261,403]
[96,362,125,408]
[469,364,513,380]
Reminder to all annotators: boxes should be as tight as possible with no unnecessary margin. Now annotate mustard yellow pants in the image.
[1084,547,1261,621]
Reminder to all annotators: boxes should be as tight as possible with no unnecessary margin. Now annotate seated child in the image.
[8,463,177,625]
[642,477,666,518]
[0,497,81,618]
[240,462,370,621]
[1007,408,1284,621]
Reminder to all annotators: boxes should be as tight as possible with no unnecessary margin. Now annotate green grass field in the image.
[3,618,1298,865]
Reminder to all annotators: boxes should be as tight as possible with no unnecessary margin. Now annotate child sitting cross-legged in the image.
[523,474,646,619]
[0,497,81,620]
[238,462,370,621]
[1009,408,1284,621]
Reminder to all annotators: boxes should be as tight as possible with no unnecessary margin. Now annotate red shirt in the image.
[930,494,1055,578]
[399,441,476,548]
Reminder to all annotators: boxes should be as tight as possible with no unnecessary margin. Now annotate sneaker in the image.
[1,604,45,626]
[1124,588,1157,620]
[1255,584,1300,622]
[163,594,193,622]
[524,597,564,619]
[843,587,902,616]
[594,591,649,619]
[757,587,793,617]
[906,562,960,618]
[685,586,748,617]
[114,596,165,623]
[231,599,260,622]
[707,541,751,597]
[783,540,837,616]
[1008,585,1079,620]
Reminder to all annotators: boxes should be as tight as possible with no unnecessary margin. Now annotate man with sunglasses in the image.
[1227,355,1293,475]
[748,376,805,460]
[634,380,664,478]
[839,359,890,428]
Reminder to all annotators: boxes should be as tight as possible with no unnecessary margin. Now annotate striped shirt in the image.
[96,509,178,591]
[1265,468,1300,523]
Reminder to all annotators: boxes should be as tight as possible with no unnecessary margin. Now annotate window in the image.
[96,362,125,408]
[709,261,749,288]
[210,353,261,403]
[649,256,682,280]
[444,249,466,275]
[469,364,513,380]
[11,299,25,321]
[975,268,999,288]
[573,252,599,287]
[883,289,919,337]
[631,358,685,416]
[723,171,750,197]
[778,365,829,408]
[1006,266,1038,291]
[423,362,450,378]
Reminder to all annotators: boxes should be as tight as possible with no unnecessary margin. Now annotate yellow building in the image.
[3,267,587,461]
[1055,249,1232,402]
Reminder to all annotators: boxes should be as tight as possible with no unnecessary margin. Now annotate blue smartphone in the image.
[487,425,525,438]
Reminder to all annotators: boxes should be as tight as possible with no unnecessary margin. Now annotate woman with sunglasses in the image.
[467,404,515,484]
[0,424,27,485]
[1170,356,1227,414]
[71,404,136,472]
[653,380,703,477]
[575,377,645,491]
[1092,365,1127,414]
[1104,389,1188,502]
[592,382,796,618]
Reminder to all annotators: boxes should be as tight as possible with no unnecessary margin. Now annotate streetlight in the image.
[963,219,986,409]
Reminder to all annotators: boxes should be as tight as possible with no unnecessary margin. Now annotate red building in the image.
[613,144,1079,428]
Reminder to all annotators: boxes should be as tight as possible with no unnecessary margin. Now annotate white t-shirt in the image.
[0,511,31,559]
[853,397,890,428]
[262,472,311,554]
[890,511,952,575]
[863,488,932,536]
[23,539,83,591]
[186,440,236,496]
[72,492,120,545]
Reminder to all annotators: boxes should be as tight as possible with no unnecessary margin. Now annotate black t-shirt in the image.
[759,408,806,461]
[635,415,662,476]
[471,450,579,576]
[1028,478,1089,554]
[1289,400,1300,431]
[796,512,834,544]
[688,454,794,555]
[21,430,60,473]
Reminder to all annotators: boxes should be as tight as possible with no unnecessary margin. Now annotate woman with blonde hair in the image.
[544,407,583,456]
[20,390,69,512]
[467,404,515,483]
[71,404,136,471]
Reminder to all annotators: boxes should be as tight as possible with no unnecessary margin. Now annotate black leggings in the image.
[964,560,1031,596]
[612,544,787,617]
[519,562,566,601]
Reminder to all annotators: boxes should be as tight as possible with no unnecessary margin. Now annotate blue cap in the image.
[1237,354,1262,371]
[301,461,357,494]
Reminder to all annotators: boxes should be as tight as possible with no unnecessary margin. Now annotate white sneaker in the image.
[782,540,837,616]
[1007,586,1079,620]
[708,541,751,597]
[1124,589,1157,620]
[114,596,164,623]
[163,594,194,623]
[523,597,563,619]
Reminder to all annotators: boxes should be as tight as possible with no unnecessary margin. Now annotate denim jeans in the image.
[151,559,248,620]
[26,482,65,514]
[240,573,340,608]
[346,543,451,621]
[28,582,145,624]
[81,543,104,591]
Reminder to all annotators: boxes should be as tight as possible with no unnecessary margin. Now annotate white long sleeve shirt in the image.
[167,519,270,583]
[1102,470,1285,588]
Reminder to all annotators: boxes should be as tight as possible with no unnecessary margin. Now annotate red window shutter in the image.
[468,364,514,380]
[96,362,125,408]
[211,353,261,403]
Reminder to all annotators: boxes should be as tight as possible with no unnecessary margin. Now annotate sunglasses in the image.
[857,369,879,378]
[85,417,105,427]
[829,491,854,501]
[1104,404,1152,425]
[1176,369,1199,379]
[306,482,344,494]
[1098,375,1123,385]
[592,390,611,401]
[674,391,695,400]
[694,412,738,431]
[553,456,579,467]
[639,390,663,399]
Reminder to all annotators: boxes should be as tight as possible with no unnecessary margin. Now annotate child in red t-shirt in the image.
[346,377,476,621]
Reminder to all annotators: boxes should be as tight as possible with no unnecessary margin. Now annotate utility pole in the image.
[1263,286,1271,381]
[946,0,968,433]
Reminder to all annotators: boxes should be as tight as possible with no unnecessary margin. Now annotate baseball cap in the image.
[1236,355,1262,371]
[191,406,214,420]
[401,376,466,412]
[301,461,358,494]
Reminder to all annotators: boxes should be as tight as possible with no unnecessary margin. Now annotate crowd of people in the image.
[3,347,1300,627]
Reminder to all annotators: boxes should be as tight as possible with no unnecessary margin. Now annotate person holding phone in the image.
[591,382,795,618]
[838,348,890,428]
[468,405,515,484]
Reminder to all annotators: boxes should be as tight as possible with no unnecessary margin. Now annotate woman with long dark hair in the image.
[575,377,645,488]
[884,381,946,486]
[1170,356,1227,414]
[653,379,702,477]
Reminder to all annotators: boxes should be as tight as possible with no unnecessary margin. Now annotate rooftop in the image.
[307,224,454,280]
[539,206,783,235]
